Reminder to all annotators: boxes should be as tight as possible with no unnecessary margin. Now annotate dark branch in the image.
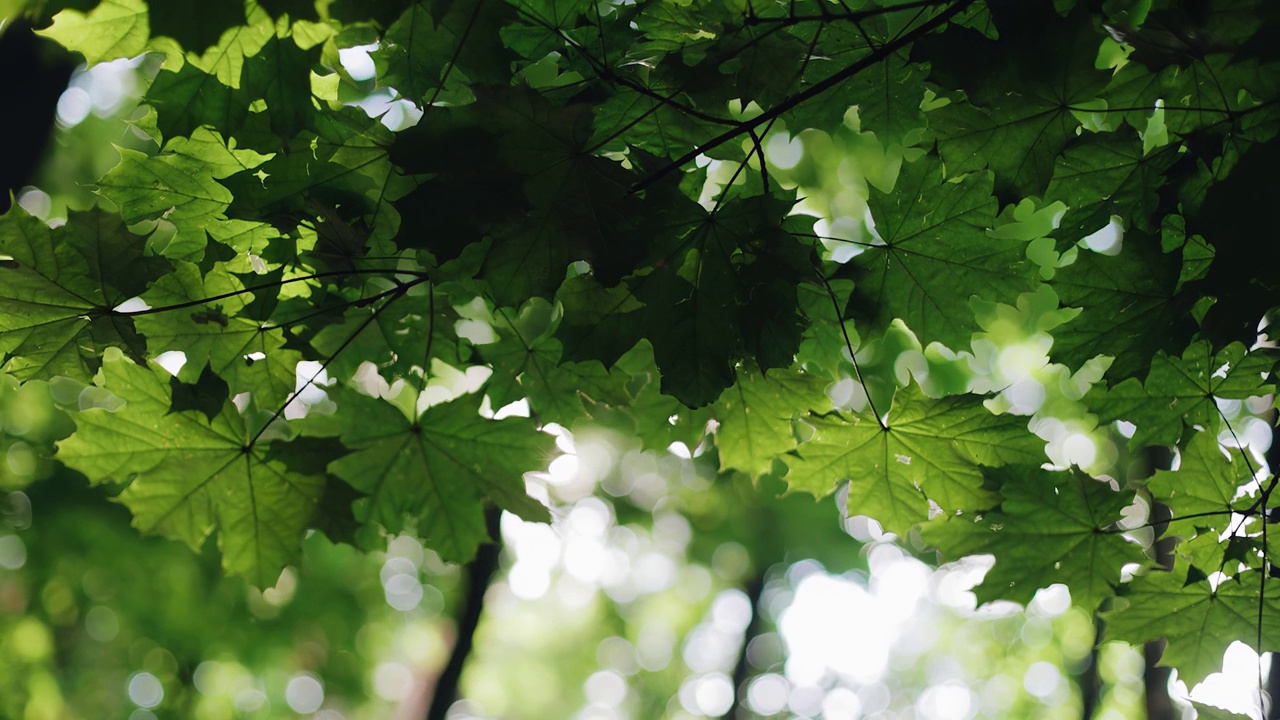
[116,268,425,318]
[630,0,977,194]
[743,0,953,29]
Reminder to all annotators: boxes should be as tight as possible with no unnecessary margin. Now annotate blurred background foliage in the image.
[0,9,1270,720]
[0,377,1158,720]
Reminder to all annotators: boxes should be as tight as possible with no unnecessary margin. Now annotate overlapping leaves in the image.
[21,0,1280,691]
[303,386,552,561]
[922,468,1144,611]
[1088,341,1274,449]
[57,349,324,586]
[0,205,168,380]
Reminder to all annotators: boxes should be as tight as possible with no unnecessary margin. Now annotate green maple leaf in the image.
[135,263,302,414]
[240,34,320,143]
[1161,215,1215,293]
[97,148,233,260]
[1104,562,1280,686]
[713,366,831,478]
[925,11,1110,198]
[477,298,632,426]
[0,206,168,381]
[1088,341,1274,449]
[590,81,709,160]
[1043,134,1178,246]
[786,384,1043,533]
[1148,431,1260,530]
[686,26,810,110]
[224,108,415,248]
[477,92,656,304]
[164,127,271,180]
[302,387,552,561]
[630,259,738,408]
[807,52,929,149]
[308,276,464,383]
[145,62,246,144]
[922,468,1145,611]
[555,195,807,408]
[56,348,324,586]
[184,8,274,88]
[841,156,1036,350]
[372,0,513,107]
[1103,55,1276,139]
[556,274,645,369]
[36,0,149,66]
[1050,234,1195,378]
[589,343,714,453]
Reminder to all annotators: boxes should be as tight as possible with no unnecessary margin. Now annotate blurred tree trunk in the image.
[426,507,503,720]
[1125,443,1176,720]
[720,570,766,720]
[0,21,73,211]
[1266,408,1280,720]
[1079,619,1101,720]
[1266,654,1280,720]
[1144,498,1176,720]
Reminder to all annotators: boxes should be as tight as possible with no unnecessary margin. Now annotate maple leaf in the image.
[786,384,1043,533]
[135,263,303,415]
[97,148,233,260]
[1050,234,1197,379]
[476,298,632,426]
[919,6,1110,198]
[713,366,831,478]
[1148,431,1262,531]
[1105,561,1280,686]
[36,0,149,66]
[922,467,1145,611]
[840,156,1037,350]
[0,205,168,381]
[1087,341,1274,449]
[301,386,552,561]
[1043,134,1178,246]
[56,348,324,586]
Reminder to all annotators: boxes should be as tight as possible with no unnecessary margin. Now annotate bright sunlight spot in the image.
[1081,216,1125,255]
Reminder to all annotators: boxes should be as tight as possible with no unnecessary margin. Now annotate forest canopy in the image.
[1,0,1279,716]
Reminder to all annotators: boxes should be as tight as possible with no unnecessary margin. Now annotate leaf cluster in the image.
[8,0,1280,686]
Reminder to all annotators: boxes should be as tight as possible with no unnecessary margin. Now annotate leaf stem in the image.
[247,277,425,446]
[816,275,885,429]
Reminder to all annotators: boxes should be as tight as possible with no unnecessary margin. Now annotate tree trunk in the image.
[1079,618,1101,720]
[719,572,766,720]
[426,507,504,720]
[1144,499,1176,720]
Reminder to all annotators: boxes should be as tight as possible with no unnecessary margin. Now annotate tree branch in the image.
[629,0,977,194]
[743,0,954,29]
